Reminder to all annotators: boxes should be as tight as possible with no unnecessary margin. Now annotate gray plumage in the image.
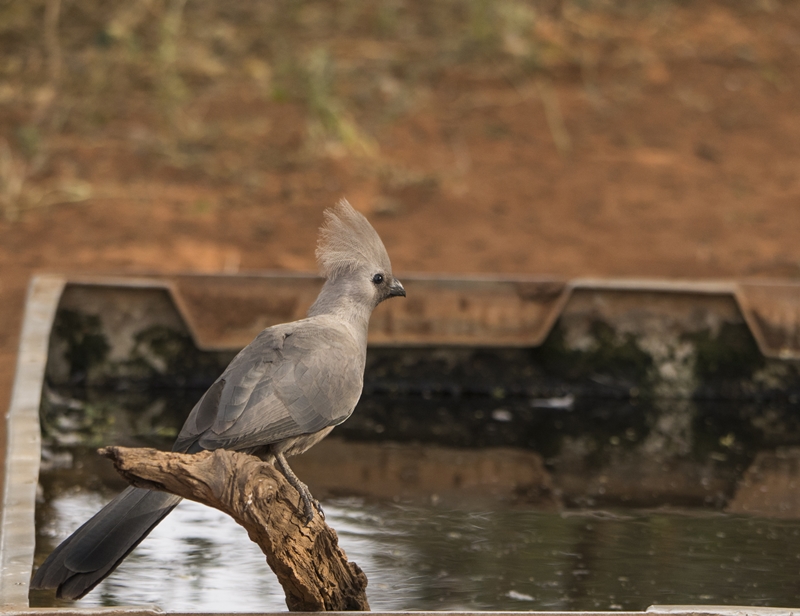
[31,199,405,600]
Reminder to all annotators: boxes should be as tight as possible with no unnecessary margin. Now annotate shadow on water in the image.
[29,386,800,611]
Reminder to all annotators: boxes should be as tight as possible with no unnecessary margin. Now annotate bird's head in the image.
[315,199,405,310]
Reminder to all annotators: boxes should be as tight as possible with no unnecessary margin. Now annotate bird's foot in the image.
[275,452,323,525]
[299,489,325,524]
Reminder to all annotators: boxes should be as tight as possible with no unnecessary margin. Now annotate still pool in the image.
[31,482,800,611]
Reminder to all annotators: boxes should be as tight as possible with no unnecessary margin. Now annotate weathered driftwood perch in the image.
[98,446,369,612]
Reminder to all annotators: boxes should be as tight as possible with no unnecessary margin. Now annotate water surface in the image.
[32,389,800,611]
[32,482,800,611]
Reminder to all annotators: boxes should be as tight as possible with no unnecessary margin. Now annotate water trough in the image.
[4,273,800,614]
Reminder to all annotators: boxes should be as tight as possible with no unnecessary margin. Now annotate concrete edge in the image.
[0,610,162,616]
[43,273,770,350]
[647,607,800,616]
[1,275,66,608]
[0,610,796,616]
[38,273,800,358]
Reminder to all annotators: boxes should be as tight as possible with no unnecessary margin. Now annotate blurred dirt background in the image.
[2,0,800,412]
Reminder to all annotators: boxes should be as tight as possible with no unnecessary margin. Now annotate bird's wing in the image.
[172,321,364,453]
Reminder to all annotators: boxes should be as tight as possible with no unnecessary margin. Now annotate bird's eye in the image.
[372,273,384,285]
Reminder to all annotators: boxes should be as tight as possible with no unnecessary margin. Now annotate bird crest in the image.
[316,199,392,280]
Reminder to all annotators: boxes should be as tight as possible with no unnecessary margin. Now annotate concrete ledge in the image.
[648,607,800,616]
[1,276,65,609]
[1,609,797,616]
[47,273,800,358]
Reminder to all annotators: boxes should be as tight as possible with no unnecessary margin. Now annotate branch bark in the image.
[98,446,369,612]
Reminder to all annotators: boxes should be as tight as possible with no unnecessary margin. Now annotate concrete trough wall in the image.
[43,275,800,399]
[5,273,800,612]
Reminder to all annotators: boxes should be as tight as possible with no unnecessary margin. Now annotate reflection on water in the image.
[37,494,292,610]
[32,388,800,611]
[32,485,800,611]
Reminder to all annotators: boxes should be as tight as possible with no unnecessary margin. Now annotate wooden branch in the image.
[98,446,369,612]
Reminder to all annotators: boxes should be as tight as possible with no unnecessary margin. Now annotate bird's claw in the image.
[274,453,323,525]
[300,494,324,524]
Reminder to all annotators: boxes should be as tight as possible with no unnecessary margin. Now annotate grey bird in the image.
[31,199,405,600]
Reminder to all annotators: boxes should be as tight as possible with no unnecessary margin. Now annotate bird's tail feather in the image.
[31,486,182,600]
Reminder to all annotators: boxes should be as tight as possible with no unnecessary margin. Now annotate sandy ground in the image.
[2,1,800,421]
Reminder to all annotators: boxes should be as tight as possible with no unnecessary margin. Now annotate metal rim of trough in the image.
[4,272,800,614]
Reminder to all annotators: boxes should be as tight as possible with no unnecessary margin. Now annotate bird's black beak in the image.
[388,279,406,298]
